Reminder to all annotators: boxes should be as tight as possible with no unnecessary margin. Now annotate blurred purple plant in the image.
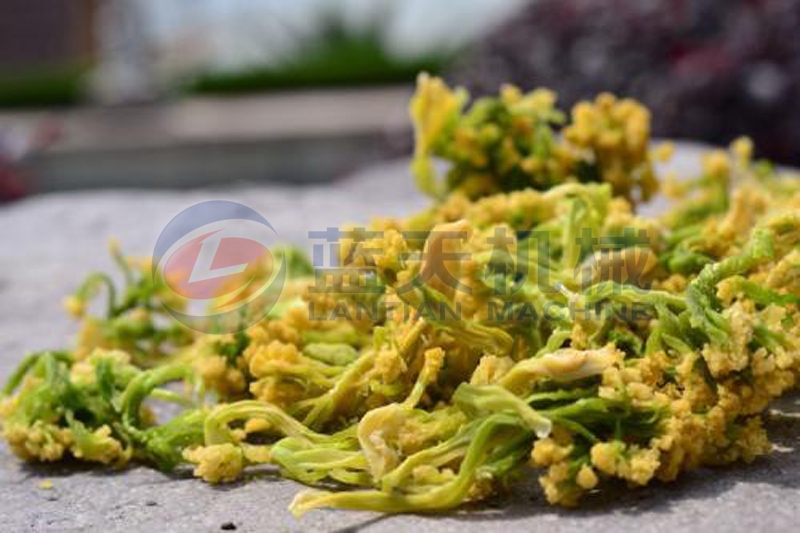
[452,0,800,165]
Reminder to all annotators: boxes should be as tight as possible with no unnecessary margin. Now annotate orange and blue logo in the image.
[152,201,285,333]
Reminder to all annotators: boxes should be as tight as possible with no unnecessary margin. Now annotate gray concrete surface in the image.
[1,150,798,532]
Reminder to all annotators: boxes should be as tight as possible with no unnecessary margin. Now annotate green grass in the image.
[0,66,87,108]
[186,23,452,95]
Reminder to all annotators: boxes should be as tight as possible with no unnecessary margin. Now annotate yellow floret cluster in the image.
[1,75,799,518]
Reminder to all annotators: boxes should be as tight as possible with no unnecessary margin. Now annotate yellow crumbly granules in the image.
[1,76,799,518]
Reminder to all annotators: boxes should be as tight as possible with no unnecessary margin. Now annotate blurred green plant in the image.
[185,10,453,94]
[0,66,87,108]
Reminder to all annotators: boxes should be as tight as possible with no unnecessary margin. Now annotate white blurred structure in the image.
[94,0,526,96]
[91,0,158,103]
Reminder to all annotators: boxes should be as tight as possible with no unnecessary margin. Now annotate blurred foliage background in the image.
[0,0,798,201]
[453,0,800,166]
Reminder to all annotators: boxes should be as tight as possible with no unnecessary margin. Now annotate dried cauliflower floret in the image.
[184,444,244,484]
